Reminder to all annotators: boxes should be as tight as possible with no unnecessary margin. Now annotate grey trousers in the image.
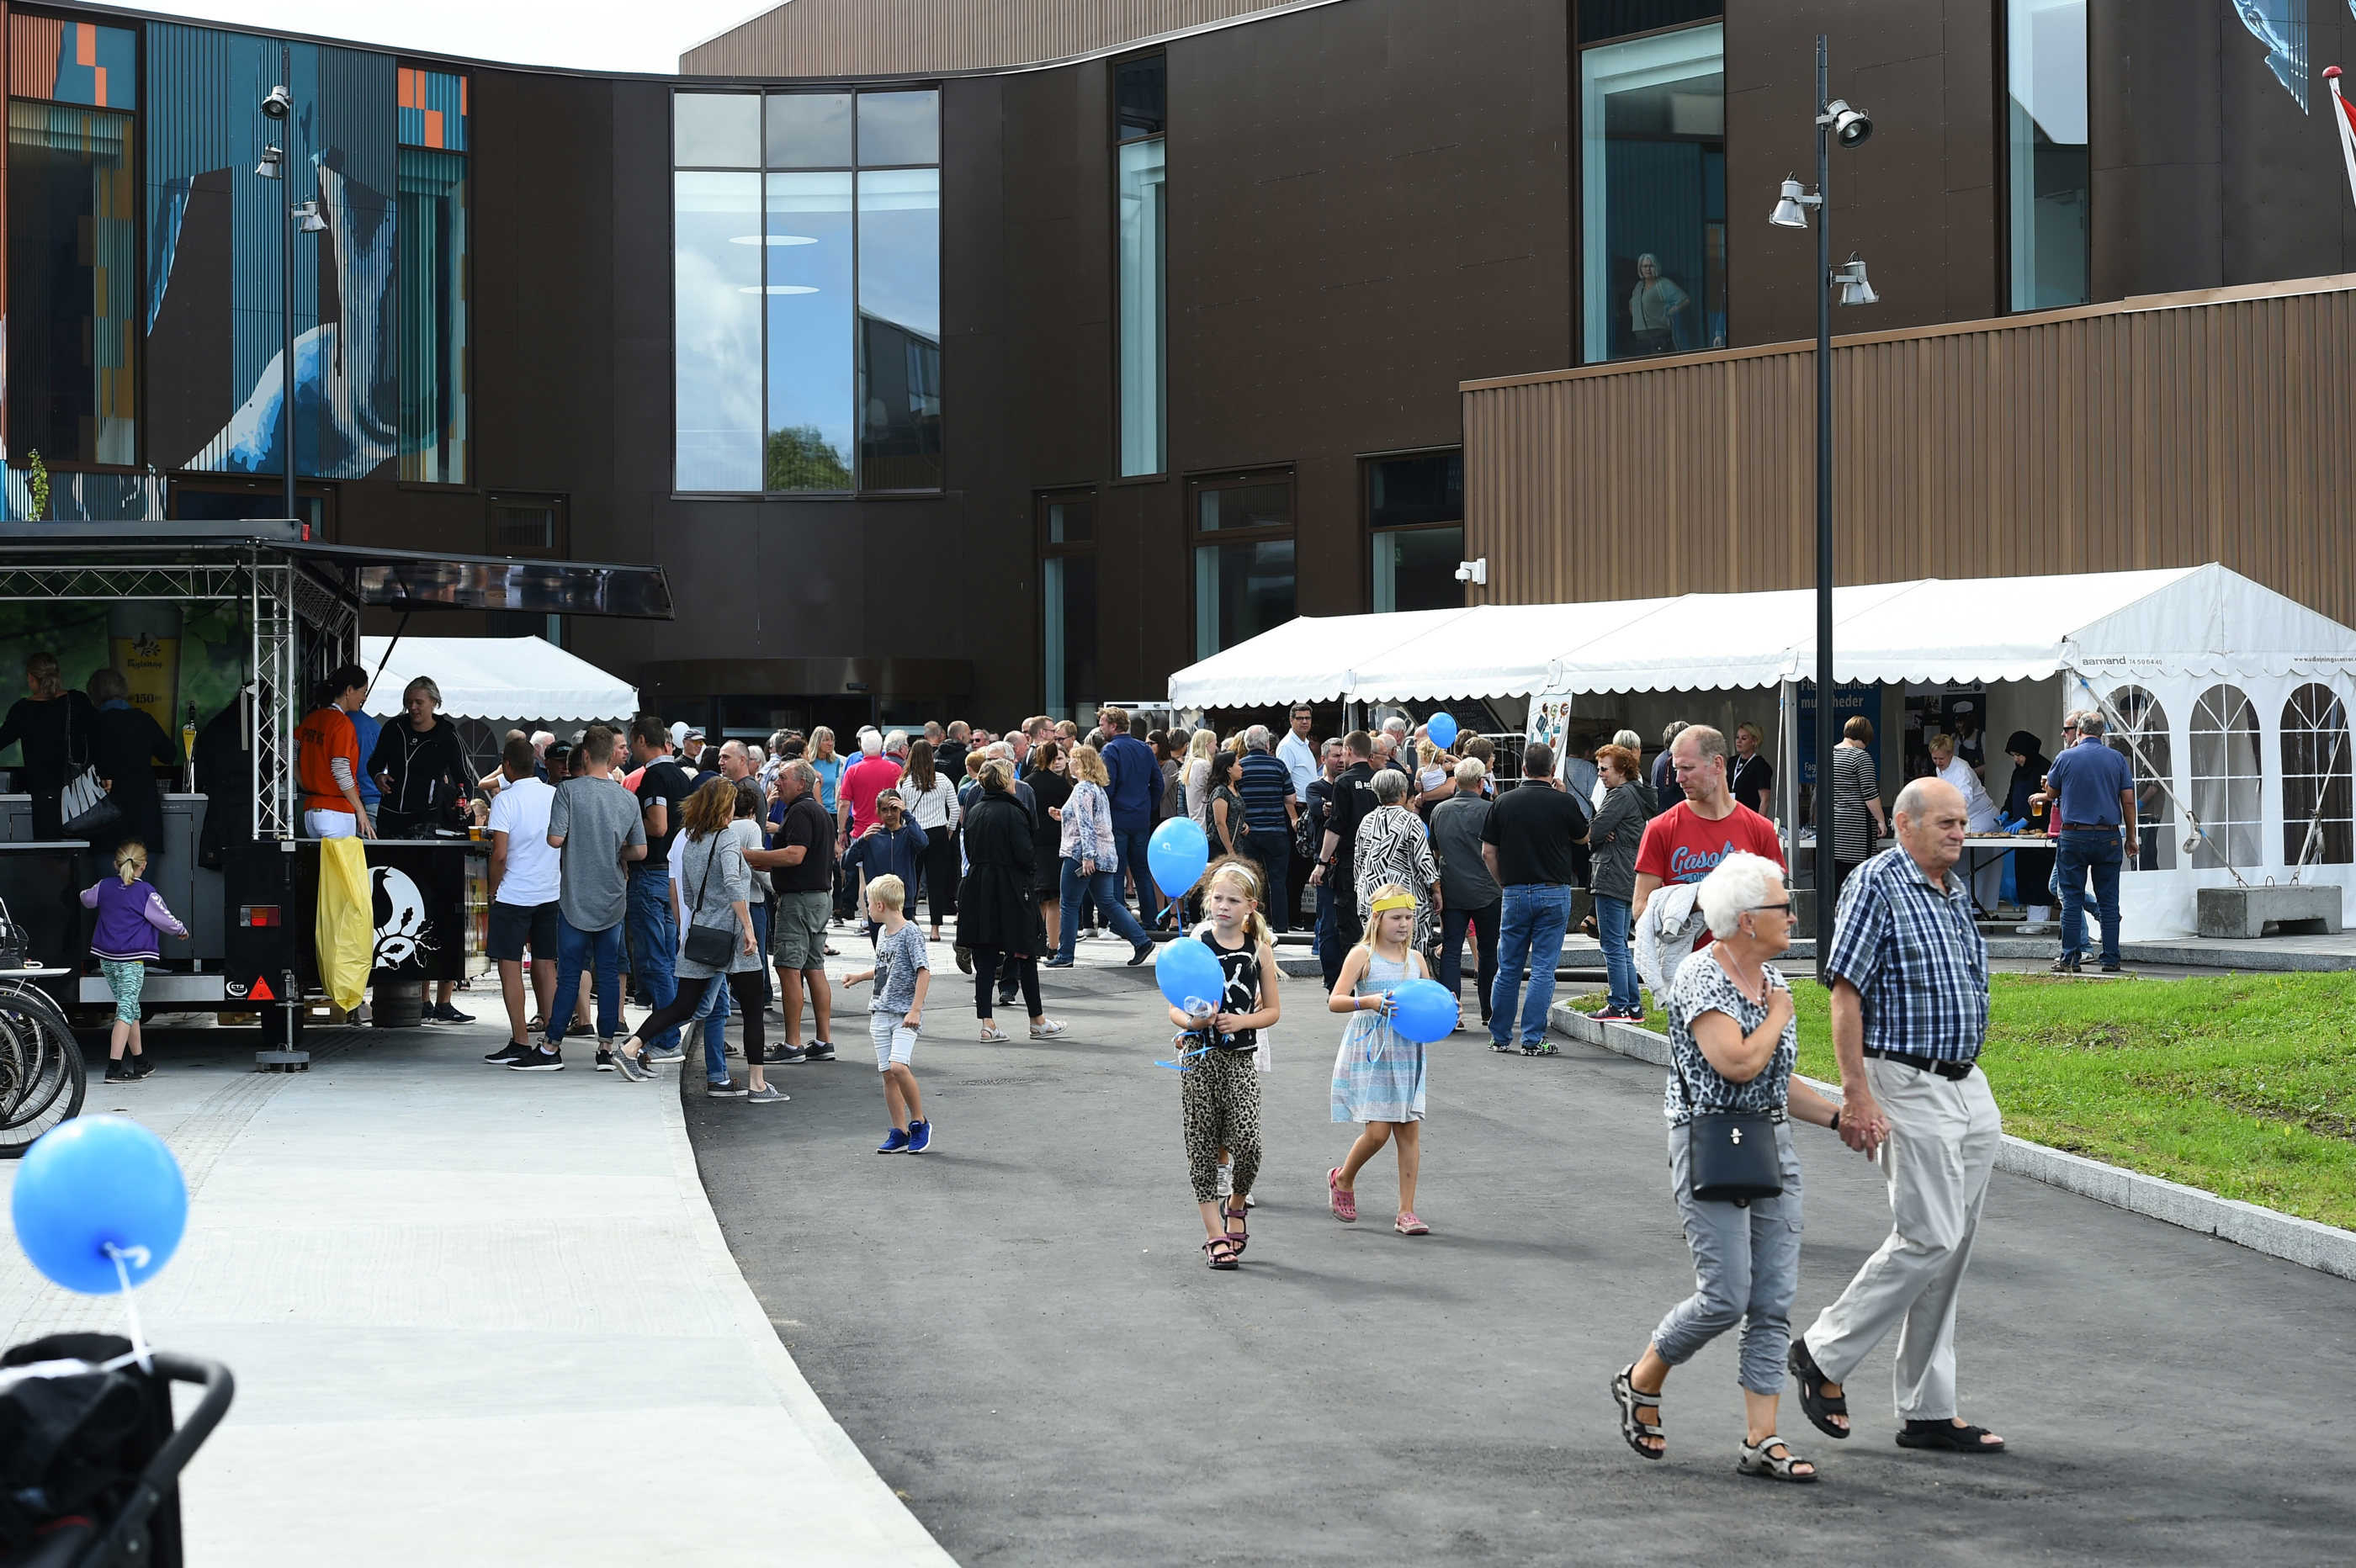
[1653,1119,1806,1396]
[1801,1056,2003,1421]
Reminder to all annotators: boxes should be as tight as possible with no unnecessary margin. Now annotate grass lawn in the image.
[1607,972,2356,1231]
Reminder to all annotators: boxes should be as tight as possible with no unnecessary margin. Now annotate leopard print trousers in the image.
[1181,1047,1263,1204]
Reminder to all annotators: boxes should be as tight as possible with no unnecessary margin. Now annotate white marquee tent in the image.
[1169,565,2356,935]
[359,636,637,725]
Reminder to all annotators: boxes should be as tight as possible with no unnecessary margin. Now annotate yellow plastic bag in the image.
[316,836,371,1014]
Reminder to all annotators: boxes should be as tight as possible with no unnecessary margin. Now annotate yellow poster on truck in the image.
[109,604,181,739]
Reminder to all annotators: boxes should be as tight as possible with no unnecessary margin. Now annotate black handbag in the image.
[1676,1061,1785,1203]
[680,838,738,968]
[58,699,120,840]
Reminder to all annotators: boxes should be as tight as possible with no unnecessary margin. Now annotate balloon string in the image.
[103,1243,151,1374]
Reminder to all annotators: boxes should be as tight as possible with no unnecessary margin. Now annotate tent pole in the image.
[1779,676,1796,874]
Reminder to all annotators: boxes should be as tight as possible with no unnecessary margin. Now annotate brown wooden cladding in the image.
[1461,274,2356,628]
[682,0,1314,76]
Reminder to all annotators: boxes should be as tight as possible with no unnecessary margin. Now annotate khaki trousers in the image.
[1801,1055,2003,1421]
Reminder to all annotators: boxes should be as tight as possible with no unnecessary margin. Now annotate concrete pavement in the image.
[691,944,2356,1566]
[0,1017,953,1567]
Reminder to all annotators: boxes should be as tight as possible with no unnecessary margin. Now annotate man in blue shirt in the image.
[2044,712,2138,972]
[1098,707,1164,924]
[1235,725,1301,931]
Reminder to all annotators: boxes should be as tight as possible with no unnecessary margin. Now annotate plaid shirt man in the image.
[1822,844,1989,1062]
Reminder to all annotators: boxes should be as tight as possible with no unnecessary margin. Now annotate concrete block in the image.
[2196,884,2343,940]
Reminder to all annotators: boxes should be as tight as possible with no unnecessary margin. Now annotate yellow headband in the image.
[1370,893,1416,917]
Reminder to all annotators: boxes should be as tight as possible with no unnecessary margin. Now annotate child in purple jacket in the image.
[80,840,188,1083]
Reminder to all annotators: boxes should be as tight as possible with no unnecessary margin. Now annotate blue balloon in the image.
[1147,817,1211,898]
[1387,977,1458,1044]
[1426,712,1460,750]
[12,1116,188,1295]
[1154,935,1227,1011]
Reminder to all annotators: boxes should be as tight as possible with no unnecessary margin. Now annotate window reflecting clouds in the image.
[857,167,942,490]
[766,172,854,490]
[674,170,763,492]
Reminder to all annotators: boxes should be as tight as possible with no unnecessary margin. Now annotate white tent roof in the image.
[359,636,638,723]
[1166,564,2356,706]
[1165,607,1476,708]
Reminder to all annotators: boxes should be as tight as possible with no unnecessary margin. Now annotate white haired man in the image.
[1788,776,2007,1459]
[838,727,904,849]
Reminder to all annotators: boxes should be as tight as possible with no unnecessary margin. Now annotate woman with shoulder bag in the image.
[1610,851,1846,1482]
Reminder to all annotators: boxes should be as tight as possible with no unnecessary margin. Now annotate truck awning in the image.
[285,542,673,620]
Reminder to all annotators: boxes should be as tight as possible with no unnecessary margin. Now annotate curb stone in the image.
[1546,999,2356,1284]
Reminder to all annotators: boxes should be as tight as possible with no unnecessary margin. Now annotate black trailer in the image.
[0,522,671,1067]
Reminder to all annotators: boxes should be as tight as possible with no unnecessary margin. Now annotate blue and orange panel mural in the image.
[8,17,135,109]
[396,66,466,151]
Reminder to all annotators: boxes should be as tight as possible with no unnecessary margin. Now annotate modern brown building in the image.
[5,0,2352,735]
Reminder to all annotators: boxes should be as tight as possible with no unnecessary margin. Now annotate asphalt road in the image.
[686,954,2356,1566]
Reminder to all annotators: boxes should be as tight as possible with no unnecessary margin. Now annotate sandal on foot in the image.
[1787,1340,1851,1440]
[1030,1019,1067,1038]
[1202,1235,1241,1270]
[1394,1210,1429,1235]
[1896,1420,2006,1453]
[1610,1365,1665,1460]
[1328,1168,1357,1223]
[1223,1199,1250,1254]
[979,1025,1011,1042]
[1738,1434,1817,1483]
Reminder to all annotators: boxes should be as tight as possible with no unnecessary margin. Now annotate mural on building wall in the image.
[143,24,399,483]
[2232,1,2311,111]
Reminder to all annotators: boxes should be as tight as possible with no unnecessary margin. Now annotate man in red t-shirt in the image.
[836,728,905,847]
[1634,724,1785,944]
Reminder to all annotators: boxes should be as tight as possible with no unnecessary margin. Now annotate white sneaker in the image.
[1216,1163,1234,1199]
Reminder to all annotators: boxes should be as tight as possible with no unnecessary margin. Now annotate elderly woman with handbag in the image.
[1611,850,1847,1482]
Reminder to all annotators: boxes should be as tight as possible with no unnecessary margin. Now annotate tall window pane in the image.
[1043,553,1098,717]
[8,102,136,465]
[2190,684,2261,870]
[676,93,759,167]
[398,147,468,483]
[1118,137,1166,476]
[765,172,854,490]
[1580,25,1725,363]
[674,171,763,491]
[1194,538,1296,660]
[2281,682,2353,867]
[2007,0,2090,310]
[857,167,942,490]
[767,92,852,168]
[858,90,939,166]
[2107,685,2174,871]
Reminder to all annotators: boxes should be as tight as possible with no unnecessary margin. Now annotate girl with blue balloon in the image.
[1159,856,1281,1271]
[1326,883,1457,1236]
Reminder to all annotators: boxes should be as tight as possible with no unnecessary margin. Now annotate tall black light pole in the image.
[257,58,320,529]
[1770,34,1874,959]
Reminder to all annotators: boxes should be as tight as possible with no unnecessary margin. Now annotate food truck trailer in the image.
[0,522,672,1067]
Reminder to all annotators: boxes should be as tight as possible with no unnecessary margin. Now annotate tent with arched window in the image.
[1167,563,2356,936]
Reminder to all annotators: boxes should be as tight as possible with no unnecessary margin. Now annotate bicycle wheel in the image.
[0,984,85,1155]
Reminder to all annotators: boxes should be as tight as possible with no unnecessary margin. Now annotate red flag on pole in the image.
[2329,67,2356,207]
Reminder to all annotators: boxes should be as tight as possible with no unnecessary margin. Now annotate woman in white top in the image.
[901,739,964,940]
[1928,732,2002,915]
[1183,727,1218,827]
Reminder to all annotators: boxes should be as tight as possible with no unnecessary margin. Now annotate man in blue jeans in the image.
[1480,742,1587,1054]
[1099,705,1165,926]
[627,715,695,1058]
[512,723,645,1073]
[2046,711,2137,973]
[1234,725,1300,932]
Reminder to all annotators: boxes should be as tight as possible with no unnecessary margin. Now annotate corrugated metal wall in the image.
[1461,275,2356,627]
[682,0,1319,76]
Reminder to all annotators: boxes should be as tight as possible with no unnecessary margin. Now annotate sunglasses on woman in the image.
[1748,899,1796,916]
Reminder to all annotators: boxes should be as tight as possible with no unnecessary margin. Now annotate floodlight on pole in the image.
[294,200,327,235]
[1833,255,1877,306]
[255,144,284,180]
[1769,176,1817,229]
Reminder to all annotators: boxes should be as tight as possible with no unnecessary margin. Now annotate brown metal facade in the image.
[1461,275,2356,626]
[681,0,1319,76]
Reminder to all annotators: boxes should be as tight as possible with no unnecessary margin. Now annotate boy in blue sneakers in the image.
[840,873,933,1152]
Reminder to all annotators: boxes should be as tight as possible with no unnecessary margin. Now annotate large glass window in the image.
[2007,0,2090,310]
[1191,470,1294,659]
[1040,492,1098,720]
[2281,682,2353,867]
[1117,55,1166,477]
[675,88,940,494]
[2189,683,2262,870]
[2106,686,2175,871]
[398,146,468,484]
[1581,24,1724,363]
[1367,449,1464,613]
[8,18,138,469]
[858,167,942,490]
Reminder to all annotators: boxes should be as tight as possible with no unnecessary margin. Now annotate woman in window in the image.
[1627,253,1692,355]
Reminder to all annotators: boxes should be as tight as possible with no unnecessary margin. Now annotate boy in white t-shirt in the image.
[482,734,561,1061]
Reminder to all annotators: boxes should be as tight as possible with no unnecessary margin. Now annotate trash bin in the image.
[370,979,426,1028]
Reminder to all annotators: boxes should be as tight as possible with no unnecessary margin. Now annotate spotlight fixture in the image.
[1822,98,1873,147]
[1833,254,1877,306]
[255,143,284,180]
[262,84,292,120]
[294,199,327,234]
[1769,175,1815,229]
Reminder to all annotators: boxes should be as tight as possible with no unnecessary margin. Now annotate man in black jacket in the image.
[1308,731,1378,989]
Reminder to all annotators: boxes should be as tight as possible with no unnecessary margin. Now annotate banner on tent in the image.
[1796,681,1881,784]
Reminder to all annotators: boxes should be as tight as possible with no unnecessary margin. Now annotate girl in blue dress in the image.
[1326,882,1436,1235]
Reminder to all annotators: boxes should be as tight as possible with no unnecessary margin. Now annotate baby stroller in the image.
[0,1334,233,1568]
